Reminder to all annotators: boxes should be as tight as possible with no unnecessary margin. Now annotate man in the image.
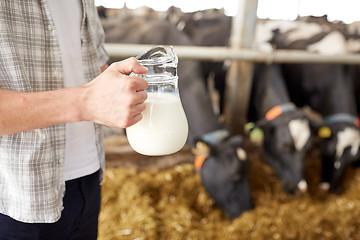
[0,0,148,239]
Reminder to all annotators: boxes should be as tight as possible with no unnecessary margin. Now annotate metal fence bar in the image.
[104,43,360,65]
[224,0,258,134]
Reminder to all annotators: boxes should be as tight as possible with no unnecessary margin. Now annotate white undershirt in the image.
[47,0,100,181]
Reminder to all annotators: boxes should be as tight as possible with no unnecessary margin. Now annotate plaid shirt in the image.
[0,0,108,223]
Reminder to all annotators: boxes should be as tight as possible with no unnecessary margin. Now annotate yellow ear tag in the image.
[318,126,331,138]
[250,127,264,143]
[244,122,255,134]
[191,142,210,170]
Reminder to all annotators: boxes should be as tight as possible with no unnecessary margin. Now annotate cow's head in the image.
[248,107,313,195]
[192,130,252,219]
[318,115,360,193]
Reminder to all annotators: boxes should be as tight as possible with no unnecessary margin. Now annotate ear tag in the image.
[318,126,331,138]
[355,117,360,127]
[250,127,264,143]
[244,122,255,134]
[192,142,210,170]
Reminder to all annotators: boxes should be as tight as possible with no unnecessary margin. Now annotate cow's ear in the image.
[255,118,269,129]
[293,110,307,120]
[300,106,323,134]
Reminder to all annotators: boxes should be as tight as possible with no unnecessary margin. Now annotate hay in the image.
[99,144,360,240]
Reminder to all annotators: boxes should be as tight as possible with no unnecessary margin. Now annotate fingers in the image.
[130,102,146,119]
[120,103,146,128]
[85,58,150,129]
[126,92,147,120]
[107,58,148,91]
[134,90,147,104]
[108,90,147,128]
[111,57,148,75]
[100,64,109,73]
[125,113,143,128]
[126,75,148,92]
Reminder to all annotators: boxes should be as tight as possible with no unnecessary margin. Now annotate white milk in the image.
[126,92,188,156]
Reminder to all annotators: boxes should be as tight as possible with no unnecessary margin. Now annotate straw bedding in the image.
[98,137,360,240]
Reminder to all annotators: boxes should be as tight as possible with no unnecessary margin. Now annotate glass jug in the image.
[126,46,189,156]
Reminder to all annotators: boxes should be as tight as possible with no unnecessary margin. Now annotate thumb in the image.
[111,57,148,75]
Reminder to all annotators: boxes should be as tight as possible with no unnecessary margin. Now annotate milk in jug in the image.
[126,46,189,156]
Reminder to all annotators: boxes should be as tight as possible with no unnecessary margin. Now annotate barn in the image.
[96,1,360,239]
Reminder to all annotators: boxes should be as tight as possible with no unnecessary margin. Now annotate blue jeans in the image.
[0,170,101,240]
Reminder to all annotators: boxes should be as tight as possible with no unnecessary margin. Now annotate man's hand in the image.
[100,64,109,73]
[0,57,147,135]
[80,57,148,128]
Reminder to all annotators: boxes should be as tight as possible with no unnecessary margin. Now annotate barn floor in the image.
[98,136,360,240]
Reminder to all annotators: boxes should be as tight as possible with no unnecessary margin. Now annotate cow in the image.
[167,13,319,195]
[192,130,251,219]
[270,21,360,193]
[100,10,253,219]
[247,63,313,194]
[346,21,360,115]
[165,8,232,115]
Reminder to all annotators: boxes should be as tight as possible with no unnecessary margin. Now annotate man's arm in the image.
[0,57,148,136]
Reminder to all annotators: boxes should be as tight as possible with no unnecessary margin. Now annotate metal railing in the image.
[104,42,360,134]
[104,43,360,65]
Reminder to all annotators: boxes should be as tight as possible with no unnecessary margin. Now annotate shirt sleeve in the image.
[88,3,109,68]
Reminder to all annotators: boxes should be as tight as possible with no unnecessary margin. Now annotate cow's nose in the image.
[319,182,330,192]
[319,182,342,194]
[297,179,308,193]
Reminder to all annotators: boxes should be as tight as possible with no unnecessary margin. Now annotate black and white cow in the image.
[166,8,232,114]
[192,130,251,219]
[100,11,253,218]
[346,21,360,115]
[248,63,313,194]
[271,21,360,193]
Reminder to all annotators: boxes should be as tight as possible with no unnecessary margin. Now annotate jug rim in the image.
[136,45,178,65]
[138,57,174,65]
